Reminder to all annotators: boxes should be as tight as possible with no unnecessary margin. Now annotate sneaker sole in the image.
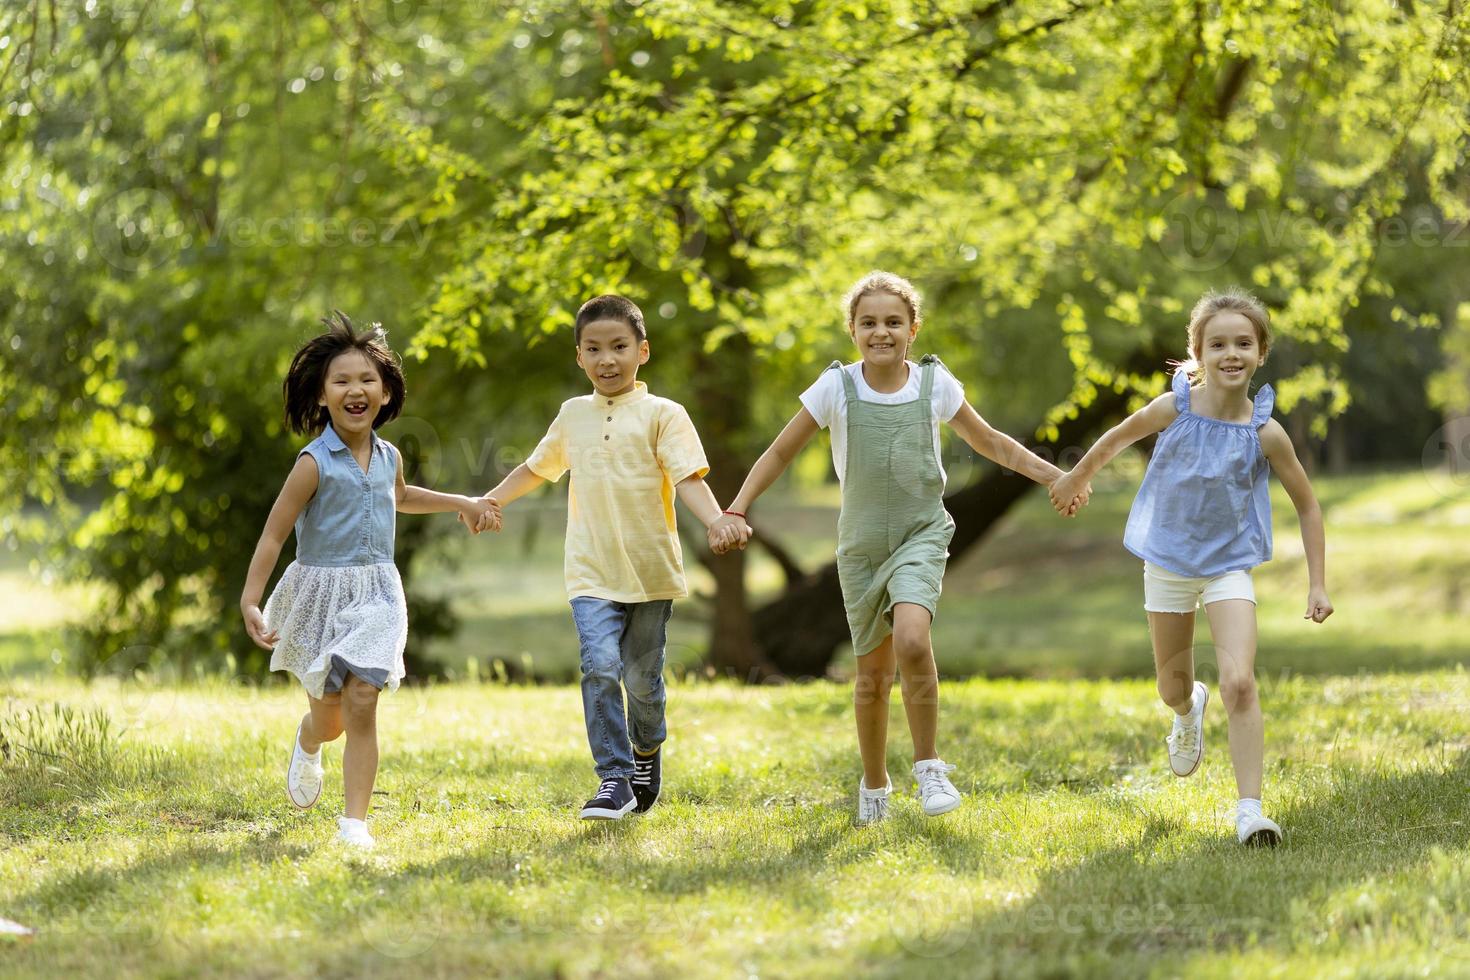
[1169,686,1208,778]
[580,800,637,820]
[632,792,660,814]
[1242,827,1281,847]
[922,797,962,817]
[285,724,322,811]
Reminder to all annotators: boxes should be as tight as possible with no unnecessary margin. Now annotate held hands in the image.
[458,495,503,535]
[1304,588,1334,624]
[242,604,279,651]
[708,513,753,555]
[1048,472,1092,517]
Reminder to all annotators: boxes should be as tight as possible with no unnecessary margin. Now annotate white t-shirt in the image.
[799,360,966,485]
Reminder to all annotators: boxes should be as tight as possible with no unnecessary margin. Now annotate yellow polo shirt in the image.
[526,382,710,602]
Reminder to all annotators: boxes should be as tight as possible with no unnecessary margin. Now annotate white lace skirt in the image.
[264,561,408,699]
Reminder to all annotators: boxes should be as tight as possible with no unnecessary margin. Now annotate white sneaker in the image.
[856,779,891,825]
[912,759,962,816]
[285,723,323,810]
[336,816,375,849]
[1236,811,1282,847]
[1166,682,1208,777]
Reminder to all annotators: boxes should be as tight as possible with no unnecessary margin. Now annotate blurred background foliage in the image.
[1,0,1467,680]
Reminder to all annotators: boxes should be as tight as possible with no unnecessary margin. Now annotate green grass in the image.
[4,673,1470,976]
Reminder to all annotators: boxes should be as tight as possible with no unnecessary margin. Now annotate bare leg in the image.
[1148,612,1197,714]
[891,603,939,763]
[854,637,897,790]
[1204,599,1262,800]
[298,691,343,754]
[340,675,380,821]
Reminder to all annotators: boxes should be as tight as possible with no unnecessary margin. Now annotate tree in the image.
[395,0,1470,675]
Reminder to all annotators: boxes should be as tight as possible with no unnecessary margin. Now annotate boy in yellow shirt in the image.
[471,295,744,819]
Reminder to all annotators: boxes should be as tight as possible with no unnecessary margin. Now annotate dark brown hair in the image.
[283,311,406,435]
[575,294,646,345]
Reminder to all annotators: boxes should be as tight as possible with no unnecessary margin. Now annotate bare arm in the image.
[727,408,821,514]
[483,463,548,508]
[1050,392,1178,512]
[675,474,724,528]
[947,401,1064,487]
[1260,419,1333,623]
[239,454,319,650]
[707,408,820,553]
[393,455,485,520]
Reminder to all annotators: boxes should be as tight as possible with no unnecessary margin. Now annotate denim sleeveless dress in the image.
[264,423,408,697]
[1123,370,1275,578]
[833,355,956,657]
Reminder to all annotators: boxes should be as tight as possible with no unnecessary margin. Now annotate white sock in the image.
[1237,798,1263,819]
[860,779,890,795]
[339,816,367,829]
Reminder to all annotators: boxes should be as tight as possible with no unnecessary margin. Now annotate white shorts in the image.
[1143,562,1255,614]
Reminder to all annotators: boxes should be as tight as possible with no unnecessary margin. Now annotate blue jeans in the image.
[569,597,672,780]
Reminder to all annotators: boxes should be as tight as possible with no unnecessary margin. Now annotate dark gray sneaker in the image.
[580,777,636,820]
[632,747,662,813]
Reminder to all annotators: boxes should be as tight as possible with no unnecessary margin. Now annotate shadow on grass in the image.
[864,755,1470,977]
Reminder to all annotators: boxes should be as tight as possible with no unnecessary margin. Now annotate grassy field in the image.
[3,467,1469,975]
[4,671,1470,977]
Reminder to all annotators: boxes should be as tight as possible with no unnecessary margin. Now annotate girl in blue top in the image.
[240,313,498,848]
[1050,287,1333,847]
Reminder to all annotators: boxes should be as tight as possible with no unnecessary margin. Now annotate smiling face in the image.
[849,291,918,368]
[576,318,649,397]
[317,349,390,435]
[1196,311,1266,390]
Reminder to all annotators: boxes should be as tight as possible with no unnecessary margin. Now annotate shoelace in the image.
[1169,722,1199,756]
[290,757,323,791]
[593,777,621,802]
[631,758,653,787]
[915,762,956,798]
[861,794,888,822]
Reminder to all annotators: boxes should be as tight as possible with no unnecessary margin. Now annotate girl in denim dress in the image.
[1051,287,1333,846]
[240,313,498,847]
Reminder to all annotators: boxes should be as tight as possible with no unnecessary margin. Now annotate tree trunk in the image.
[751,380,1139,678]
[693,330,780,680]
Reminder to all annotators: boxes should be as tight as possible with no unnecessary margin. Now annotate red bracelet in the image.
[722,509,746,519]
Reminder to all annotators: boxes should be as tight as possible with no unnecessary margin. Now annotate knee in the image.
[1219,673,1258,713]
[341,684,379,731]
[580,647,621,683]
[624,665,663,702]
[892,628,930,667]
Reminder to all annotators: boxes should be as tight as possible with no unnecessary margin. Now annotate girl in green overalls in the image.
[713,272,1087,824]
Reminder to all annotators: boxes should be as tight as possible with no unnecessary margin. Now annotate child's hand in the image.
[458,496,500,535]
[474,496,503,533]
[1304,588,1333,624]
[242,604,278,651]
[1049,473,1083,516]
[708,514,752,554]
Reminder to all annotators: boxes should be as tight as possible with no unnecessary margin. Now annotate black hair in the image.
[574,294,646,345]
[282,311,406,435]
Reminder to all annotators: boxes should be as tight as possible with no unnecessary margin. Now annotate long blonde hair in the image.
[1175,287,1272,385]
